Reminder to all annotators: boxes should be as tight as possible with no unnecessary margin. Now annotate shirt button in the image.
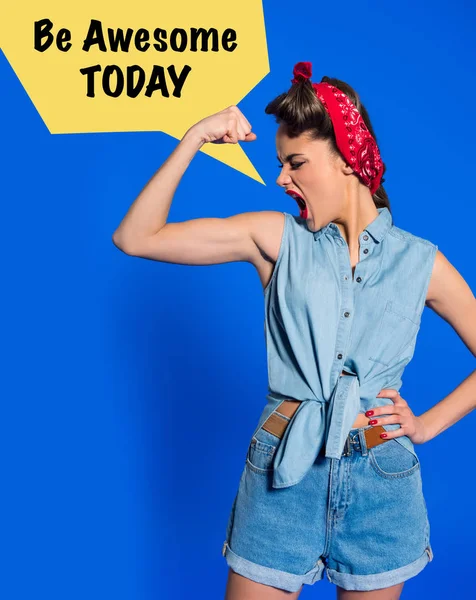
[363,248,369,254]
[344,275,348,280]
[344,311,350,318]
[337,353,343,359]
[356,276,362,283]
[363,234,369,241]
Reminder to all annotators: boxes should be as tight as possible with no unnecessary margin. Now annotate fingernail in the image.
[380,433,387,438]
[366,411,374,417]
[370,419,378,425]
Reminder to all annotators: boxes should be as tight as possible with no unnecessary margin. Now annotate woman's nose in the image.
[276,169,291,187]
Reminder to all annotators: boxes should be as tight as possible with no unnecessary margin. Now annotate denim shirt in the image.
[255,207,438,489]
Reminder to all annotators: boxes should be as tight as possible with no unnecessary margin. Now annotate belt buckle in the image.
[342,431,362,457]
[350,431,362,452]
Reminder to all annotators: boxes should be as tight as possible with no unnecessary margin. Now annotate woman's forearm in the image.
[419,368,476,443]
[112,128,205,251]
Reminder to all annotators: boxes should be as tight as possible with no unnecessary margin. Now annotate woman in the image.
[112,62,476,599]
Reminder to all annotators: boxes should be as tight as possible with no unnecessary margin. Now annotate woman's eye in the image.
[277,162,303,170]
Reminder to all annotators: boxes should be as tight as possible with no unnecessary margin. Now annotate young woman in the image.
[112,62,476,600]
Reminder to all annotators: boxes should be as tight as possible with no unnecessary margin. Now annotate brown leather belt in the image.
[261,399,389,454]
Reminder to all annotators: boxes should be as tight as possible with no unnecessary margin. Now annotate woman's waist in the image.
[340,370,369,428]
[268,371,370,429]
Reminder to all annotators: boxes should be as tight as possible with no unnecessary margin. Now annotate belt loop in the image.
[359,428,369,456]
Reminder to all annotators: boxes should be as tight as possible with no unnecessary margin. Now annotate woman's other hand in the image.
[365,389,428,445]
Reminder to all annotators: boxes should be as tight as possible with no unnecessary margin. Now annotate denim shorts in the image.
[222,421,434,592]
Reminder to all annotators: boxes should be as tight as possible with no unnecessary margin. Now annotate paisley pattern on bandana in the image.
[307,76,384,194]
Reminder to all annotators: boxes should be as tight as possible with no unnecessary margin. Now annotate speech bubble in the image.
[0,0,268,183]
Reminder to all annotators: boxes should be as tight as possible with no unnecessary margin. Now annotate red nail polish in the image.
[366,411,374,417]
[370,419,378,425]
[380,433,387,438]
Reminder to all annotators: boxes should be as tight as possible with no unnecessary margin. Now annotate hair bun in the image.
[291,61,312,85]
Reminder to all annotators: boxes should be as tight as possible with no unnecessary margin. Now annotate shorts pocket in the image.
[369,439,420,479]
[246,425,284,474]
[369,299,420,367]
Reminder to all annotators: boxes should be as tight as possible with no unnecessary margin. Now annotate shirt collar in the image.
[312,207,393,243]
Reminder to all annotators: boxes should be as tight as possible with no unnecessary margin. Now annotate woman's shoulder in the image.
[387,222,438,251]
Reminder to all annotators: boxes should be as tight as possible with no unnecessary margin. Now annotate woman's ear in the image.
[342,158,354,175]
[335,153,354,176]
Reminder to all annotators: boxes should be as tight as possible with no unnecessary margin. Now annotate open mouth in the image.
[286,190,308,219]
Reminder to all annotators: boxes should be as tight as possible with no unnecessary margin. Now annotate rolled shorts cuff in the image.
[223,542,325,593]
[326,545,434,591]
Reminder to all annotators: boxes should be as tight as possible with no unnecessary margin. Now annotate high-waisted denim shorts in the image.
[222,421,434,592]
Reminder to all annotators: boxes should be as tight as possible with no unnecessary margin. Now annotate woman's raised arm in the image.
[112,105,256,257]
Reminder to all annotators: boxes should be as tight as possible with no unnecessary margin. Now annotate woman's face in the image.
[276,125,349,232]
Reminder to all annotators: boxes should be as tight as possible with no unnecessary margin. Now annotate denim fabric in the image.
[223,423,433,592]
[222,207,437,591]
[259,207,438,489]
[223,208,437,591]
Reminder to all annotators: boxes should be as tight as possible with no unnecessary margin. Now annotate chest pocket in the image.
[369,299,420,367]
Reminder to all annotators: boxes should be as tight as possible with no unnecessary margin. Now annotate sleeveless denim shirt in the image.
[256,207,438,489]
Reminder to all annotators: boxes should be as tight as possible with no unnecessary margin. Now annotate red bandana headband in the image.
[291,61,384,195]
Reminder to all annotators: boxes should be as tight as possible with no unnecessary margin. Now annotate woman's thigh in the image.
[337,581,404,599]
[225,568,303,600]
[224,569,404,600]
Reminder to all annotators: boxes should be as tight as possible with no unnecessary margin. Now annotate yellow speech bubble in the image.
[0,0,268,183]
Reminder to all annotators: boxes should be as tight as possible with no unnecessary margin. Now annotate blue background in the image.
[1,1,474,598]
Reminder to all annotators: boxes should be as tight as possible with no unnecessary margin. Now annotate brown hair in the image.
[265,75,390,212]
